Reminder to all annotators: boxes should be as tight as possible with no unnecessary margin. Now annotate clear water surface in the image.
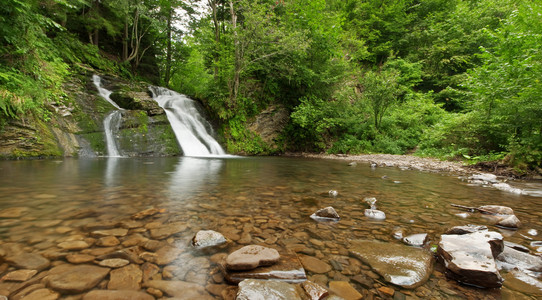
[0,157,541,299]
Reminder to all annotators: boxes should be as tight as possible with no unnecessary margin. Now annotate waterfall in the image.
[92,75,123,157]
[149,86,226,157]
[103,111,123,157]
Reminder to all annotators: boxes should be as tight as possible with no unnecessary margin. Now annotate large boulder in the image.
[110,90,163,116]
[437,231,504,288]
[349,240,433,289]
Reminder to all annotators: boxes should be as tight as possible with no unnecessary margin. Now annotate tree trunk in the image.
[122,19,129,61]
[209,0,220,79]
[164,6,173,87]
[230,1,240,104]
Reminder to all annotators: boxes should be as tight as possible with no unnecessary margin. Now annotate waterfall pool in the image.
[0,157,541,299]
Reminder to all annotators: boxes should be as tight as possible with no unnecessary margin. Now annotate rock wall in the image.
[0,72,181,159]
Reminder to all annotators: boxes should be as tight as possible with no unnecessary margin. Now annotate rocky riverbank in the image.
[286,152,542,180]
[287,153,471,175]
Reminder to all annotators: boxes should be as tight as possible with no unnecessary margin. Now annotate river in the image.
[0,156,541,299]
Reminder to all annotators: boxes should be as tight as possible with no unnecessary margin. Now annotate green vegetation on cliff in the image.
[0,0,540,172]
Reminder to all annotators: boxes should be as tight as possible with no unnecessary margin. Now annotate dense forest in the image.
[0,0,540,172]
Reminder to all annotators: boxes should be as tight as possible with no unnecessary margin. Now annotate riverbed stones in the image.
[91,228,128,237]
[223,252,306,284]
[17,288,59,300]
[6,253,50,271]
[44,264,110,293]
[144,280,212,299]
[97,236,120,247]
[66,253,96,264]
[131,208,166,220]
[0,207,28,218]
[83,290,154,300]
[58,240,90,250]
[437,231,504,288]
[98,258,130,268]
[236,279,302,300]
[192,230,227,249]
[299,255,332,274]
[349,240,433,289]
[1,269,37,281]
[108,264,142,290]
[328,281,362,300]
[225,245,280,271]
[310,207,340,221]
[149,222,187,239]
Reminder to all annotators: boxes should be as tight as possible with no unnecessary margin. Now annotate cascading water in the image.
[92,75,123,157]
[149,86,226,157]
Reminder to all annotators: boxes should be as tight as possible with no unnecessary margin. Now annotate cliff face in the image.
[0,72,181,159]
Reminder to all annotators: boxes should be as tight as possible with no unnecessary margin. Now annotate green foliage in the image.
[224,115,270,155]
[169,42,213,99]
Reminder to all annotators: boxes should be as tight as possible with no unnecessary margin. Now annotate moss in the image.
[79,132,106,155]
[158,125,182,156]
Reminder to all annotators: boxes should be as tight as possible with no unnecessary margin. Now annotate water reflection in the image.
[104,157,122,187]
[166,157,224,200]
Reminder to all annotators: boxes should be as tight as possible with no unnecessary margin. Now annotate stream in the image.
[0,156,541,299]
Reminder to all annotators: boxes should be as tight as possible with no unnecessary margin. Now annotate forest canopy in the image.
[0,0,540,171]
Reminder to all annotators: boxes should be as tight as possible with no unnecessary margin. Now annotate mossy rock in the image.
[110,90,164,116]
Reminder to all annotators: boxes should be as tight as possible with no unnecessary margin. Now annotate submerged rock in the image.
[83,290,154,300]
[437,231,504,288]
[44,264,110,293]
[6,253,50,271]
[497,245,542,272]
[192,230,227,249]
[310,207,340,221]
[328,281,362,300]
[299,255,332,274]
[226,245,280,271]
[236,279,302,300]
[144,280,211,299]
[349,240,433,289]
